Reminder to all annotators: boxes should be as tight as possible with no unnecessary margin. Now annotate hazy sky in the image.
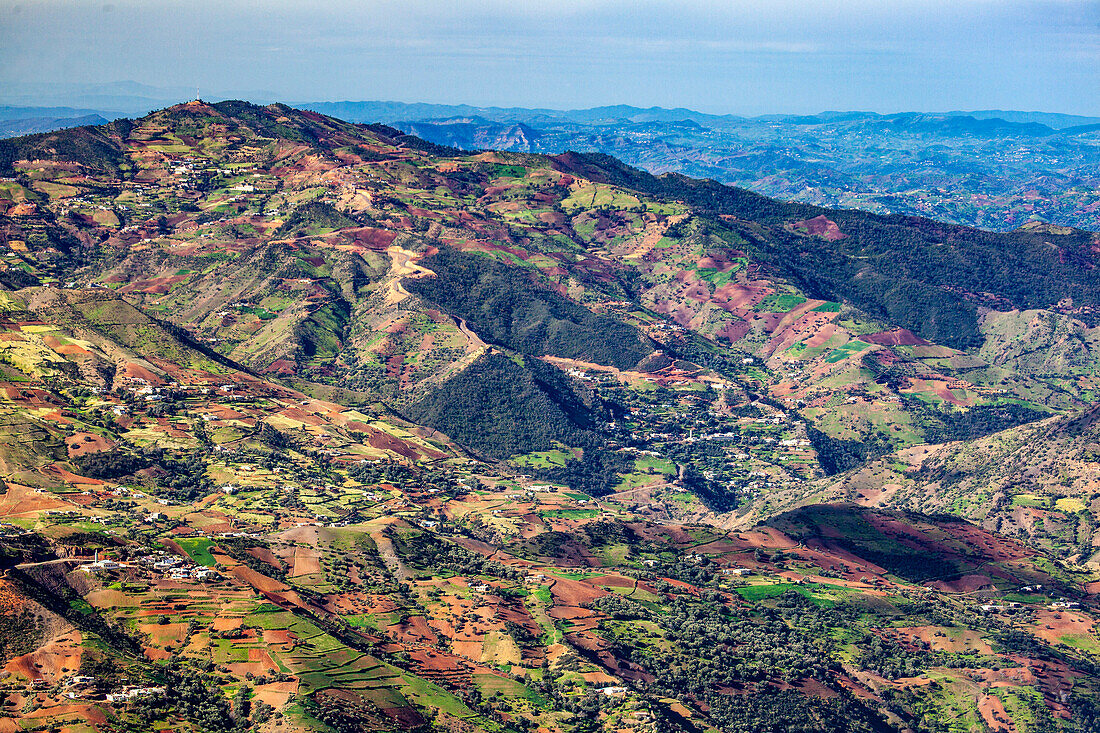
[2,0,1098,114]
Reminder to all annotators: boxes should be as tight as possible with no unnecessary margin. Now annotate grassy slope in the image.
[555,152,1100,349]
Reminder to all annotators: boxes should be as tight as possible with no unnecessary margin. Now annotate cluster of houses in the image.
[136,553,220,582]
[105,686,166,703]
[108,376,234,407]
[78,551,219,582]
[977,595,1082,613]
[977,603,1016,613]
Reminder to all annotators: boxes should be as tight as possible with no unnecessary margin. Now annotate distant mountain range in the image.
[300,100,1100,132]
[293,102,1100,233]
[0,107,108,138]
[3,85,1099,231]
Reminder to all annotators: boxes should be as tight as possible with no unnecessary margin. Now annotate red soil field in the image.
[0,483,73,517]
[589,574,634,588]
[115,362,164,386]
[791,215,846,241]
[862,329,931,346]
[65,432,115,458]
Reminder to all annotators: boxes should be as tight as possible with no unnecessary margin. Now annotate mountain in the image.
[2,100,1099,494]
[0,113,109,139]
[301,102,1100,233]
[9,93,1097,231]
[0,81,280,119]
[302,100,558,126]
[399,117,544,151]
[2,100,1100,732]
[0,106,114,122]
[798,405,1100,560]
[950,110,1100,130]
[0,106,117,140]
[298,101,739,127]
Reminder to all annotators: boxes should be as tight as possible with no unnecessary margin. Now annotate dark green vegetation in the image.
[639,594,895,733]
[770,506,967,582]
[404,351,607,461]
[130,665,245,733]
[408,246,653,370]
[0,608,44,661]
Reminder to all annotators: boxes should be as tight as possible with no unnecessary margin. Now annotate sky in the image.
[2,0,1098,115]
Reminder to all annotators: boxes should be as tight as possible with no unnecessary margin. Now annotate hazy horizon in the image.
[2,1,1098,117]
[2,81,1099,124]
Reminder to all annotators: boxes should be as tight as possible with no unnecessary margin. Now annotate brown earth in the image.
[0,483,71,517]
[64,432,114,458]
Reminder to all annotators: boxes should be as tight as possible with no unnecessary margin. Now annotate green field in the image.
[560,182,642,213]
[1011,493,1051,509]
[755,293,807,313]
[696,266,737,288]
[474,673,548,707]
[540,509,601,519]
[634,455,675,474]
[735,583,800,601]
[175,537,218,567]
[823,339,871,363]
[512,449,572,469]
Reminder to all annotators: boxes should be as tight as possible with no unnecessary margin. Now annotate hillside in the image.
[1,99,1100,732]
[5,480,1100,733]
[806,405,1100,561]
[2,99,1099,505]
[329,102,1100,233]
